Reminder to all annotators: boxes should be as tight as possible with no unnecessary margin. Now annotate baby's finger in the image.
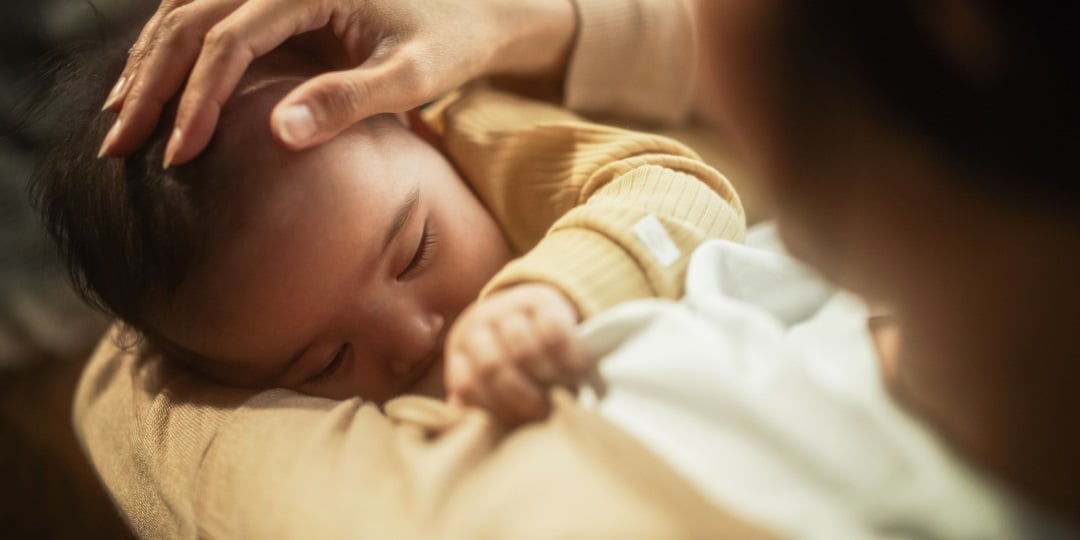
[458,323,509,383]
[444,333,482,396]
[445,324,503,405]
[489,367,548,424]
[531,307,588,377]
[494,313,560,384]
[444,351,497,412]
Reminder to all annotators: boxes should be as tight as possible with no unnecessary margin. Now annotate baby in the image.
[34,40,745,422]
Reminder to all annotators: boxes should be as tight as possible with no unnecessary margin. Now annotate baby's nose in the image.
[387,312,445,376]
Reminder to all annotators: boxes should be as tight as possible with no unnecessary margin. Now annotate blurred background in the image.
[1,0,148,537]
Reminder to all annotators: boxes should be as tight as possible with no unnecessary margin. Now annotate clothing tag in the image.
[632,215,680,267]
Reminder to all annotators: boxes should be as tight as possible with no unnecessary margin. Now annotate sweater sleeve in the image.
[442,87,744,319]
[73,328,773,539]
[564,0,698,125]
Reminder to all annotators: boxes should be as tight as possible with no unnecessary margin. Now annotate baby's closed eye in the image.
[399,219,438,280]
[307,343,352,383]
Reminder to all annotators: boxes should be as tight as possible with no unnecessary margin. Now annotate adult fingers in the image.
[100,0,243,158]
[270,49,441,150]
[103,0,191,111]
[164,0,333,166]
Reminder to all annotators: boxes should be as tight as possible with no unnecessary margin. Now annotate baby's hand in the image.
[445,283,587,424]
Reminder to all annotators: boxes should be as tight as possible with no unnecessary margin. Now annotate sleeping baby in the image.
[34,40,745,423]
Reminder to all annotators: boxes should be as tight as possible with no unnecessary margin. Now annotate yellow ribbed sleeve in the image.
[441,87,745,319]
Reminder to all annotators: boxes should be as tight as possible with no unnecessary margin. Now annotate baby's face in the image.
[151,65,513,402]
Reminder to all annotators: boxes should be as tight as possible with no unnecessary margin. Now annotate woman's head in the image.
[34,40,513,403]
[695,0,1079,299]
[695,1,1080,514]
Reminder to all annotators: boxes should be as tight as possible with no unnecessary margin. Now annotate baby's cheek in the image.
[445,218,511,295]
[447,255,493,313]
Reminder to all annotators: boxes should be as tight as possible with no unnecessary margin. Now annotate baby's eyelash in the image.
[309,344,350,383]
[400,220,437,279]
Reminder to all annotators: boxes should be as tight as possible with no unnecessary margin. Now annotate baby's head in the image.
[34,40,513,402]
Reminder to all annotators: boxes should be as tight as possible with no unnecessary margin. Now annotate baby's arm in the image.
[439,87,746,423]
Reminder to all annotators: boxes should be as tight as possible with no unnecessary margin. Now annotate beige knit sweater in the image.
[74,1,773,538]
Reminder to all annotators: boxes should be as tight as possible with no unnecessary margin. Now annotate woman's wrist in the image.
[485,0,577,88]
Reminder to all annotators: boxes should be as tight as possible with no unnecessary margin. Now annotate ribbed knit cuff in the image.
[481,227,653,320]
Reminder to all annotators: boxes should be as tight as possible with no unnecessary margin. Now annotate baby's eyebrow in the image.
[382,187,421,254]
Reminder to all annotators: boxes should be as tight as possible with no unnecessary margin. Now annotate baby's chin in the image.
[407,356,446,401]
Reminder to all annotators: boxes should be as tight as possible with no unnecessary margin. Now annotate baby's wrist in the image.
[516,282,581,324]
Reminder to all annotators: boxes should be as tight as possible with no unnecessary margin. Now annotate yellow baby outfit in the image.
[441,86,744,318]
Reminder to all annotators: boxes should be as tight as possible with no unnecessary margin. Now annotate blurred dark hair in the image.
[783,1,1078,207]
[29,34,222,336]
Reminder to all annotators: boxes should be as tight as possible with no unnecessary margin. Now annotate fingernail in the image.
[102,76,126,111]
[98,118,122,158]
[277,104,316,145]
[163,128,181,170]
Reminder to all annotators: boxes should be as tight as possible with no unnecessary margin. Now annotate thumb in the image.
[270,60,428,149]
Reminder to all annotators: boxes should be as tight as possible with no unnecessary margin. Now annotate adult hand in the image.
[99,0,576,168]
[445,283,588,425]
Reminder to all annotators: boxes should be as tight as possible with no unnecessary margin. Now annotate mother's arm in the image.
[99,0,698,165]
[76,327,771,539]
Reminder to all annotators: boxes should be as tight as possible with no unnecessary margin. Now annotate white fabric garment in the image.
[578,224,1075,539]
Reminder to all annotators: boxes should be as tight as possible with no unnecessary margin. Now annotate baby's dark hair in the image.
[30,35,223,338]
